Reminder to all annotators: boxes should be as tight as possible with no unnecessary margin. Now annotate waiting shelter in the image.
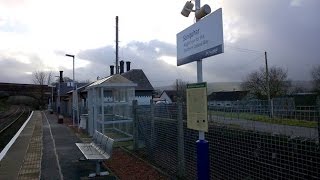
[86,74,137,141]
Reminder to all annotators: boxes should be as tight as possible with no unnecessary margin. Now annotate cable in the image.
[225,44,264,54]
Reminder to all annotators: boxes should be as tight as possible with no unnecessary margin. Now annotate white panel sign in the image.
[177,8,224,66]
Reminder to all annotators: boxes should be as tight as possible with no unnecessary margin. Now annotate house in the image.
[57,82,88,117]
[208,91,249,107]
[160,90,178,104]
[53,71,88,117]
[121,69,154,105]
[66,82,92,117]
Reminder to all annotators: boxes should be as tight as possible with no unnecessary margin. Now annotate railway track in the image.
[0,106,31,152]
[0,105,19,119]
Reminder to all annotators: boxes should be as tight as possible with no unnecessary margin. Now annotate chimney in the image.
[126,61,131,72]
[59,71,64,82]
[120,60,124,74]
[110,65,114,76]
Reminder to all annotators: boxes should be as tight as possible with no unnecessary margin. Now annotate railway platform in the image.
[0,111,117,179]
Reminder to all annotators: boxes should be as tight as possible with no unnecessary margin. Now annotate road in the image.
[209,115,318,139]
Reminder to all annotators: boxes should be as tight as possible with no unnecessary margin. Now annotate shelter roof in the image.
[87,74,136,89]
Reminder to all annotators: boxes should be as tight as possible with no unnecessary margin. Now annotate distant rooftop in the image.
[121,69,154,91]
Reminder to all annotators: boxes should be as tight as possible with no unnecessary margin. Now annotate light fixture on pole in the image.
[181,1,195,17]
[181,1,211,20]
[65,54,77,127]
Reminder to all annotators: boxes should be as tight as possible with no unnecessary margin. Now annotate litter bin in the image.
[58,115,64,124]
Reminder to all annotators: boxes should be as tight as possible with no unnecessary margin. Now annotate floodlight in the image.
[65,54,74,58]
[181,1,194,17]
[195,4,211,20]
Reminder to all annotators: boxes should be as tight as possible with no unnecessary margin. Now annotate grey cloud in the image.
[78,45,115,65]
[1,0,319,87]
[77,40,193,87]
[126,40,176,57]
[201,0,320,82]
[0,56,34,83]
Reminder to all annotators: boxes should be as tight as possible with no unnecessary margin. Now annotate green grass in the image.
[0,98,9,113]
[209,111,318,128]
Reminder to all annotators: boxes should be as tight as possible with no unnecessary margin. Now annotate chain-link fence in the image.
[131,100,320,179]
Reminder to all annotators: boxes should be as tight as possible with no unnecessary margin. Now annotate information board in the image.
[186,82,208,132]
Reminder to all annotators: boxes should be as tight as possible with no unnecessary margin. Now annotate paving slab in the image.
[42,112,117,180]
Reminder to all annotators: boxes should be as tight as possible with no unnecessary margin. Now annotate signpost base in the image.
[197,139,209,180]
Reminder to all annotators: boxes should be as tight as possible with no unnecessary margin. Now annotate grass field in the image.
[209,111,318,128]
[0,98,9,113]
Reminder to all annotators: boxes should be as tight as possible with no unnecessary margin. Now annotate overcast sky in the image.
[0,0,319,87]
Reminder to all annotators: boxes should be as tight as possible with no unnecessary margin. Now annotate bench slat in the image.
[76,143,110,160]
[75,130,114,160]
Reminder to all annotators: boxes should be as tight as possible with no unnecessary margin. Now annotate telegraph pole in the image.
[115,16,119,74]
[265,51,272,117]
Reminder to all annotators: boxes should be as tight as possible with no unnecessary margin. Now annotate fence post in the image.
[132,100,139,150]
[177,102,186,178]
[318,106,320,144]
[271,98,274,118]
[150,99,155,160]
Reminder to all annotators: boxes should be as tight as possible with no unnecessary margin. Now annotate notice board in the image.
[186,82,208,132]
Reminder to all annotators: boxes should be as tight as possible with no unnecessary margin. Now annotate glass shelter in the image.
[86,74,136,141]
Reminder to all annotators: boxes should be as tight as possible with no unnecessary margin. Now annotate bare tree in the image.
[32,70,52,109]
[241,66,291,99]
[172,79,188,103]
[311,65,320,93]
[32,70,53,85]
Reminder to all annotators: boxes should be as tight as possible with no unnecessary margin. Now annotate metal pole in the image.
[73,56,75,126]
[51,86,53,109]
[58,81,60,114]
[195,0,209,179]
[265,51,272,117]
[115,16,119,74]
[196,0,204,141]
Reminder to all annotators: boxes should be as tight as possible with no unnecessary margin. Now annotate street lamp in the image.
[65,54,77,127]
[65,54,75,88]
[181,1,211,179]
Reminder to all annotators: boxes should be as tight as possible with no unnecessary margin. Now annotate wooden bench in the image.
[76,130,114,178]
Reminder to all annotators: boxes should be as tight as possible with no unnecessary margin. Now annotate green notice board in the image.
[186,82,208,132]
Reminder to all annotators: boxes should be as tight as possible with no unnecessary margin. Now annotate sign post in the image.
[177,5,223,180]
[187,82,209,179]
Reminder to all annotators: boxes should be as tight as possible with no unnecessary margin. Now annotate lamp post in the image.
[65,54,77,127]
